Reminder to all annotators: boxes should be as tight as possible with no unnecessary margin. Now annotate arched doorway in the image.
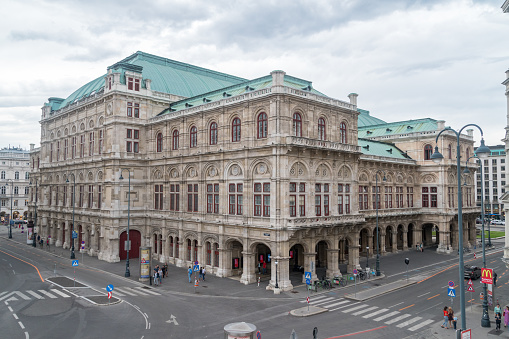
[256,243,271,274]
[228,240,243,276]
[359,228,370,257]
[407,224,414,248]
[421,223,434,247]
[315,240,328,268]
[289,244,304,272]
[119,229,141,260]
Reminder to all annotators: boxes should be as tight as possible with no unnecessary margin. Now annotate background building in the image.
[30,51,482,290]
[0,146,31,222]
[475,145,506,218]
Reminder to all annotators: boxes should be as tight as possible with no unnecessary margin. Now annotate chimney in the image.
[271,70,286,88]
[348,93,358,107]
[437,120,445,131]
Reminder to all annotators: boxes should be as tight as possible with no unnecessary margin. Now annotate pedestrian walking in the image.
[158,268,163,284]
[258,262,261,274]
[447,307,454,329]
[504,306,509,327]
[201,266,206,281]
[164,263,168,278]
[162,265,166,279]
[452,316,457,330]
[441,306,449,329]
[198,266,203,281]
[154,270,159,286]
[188,266,192,283]
[420,243,423,252]
[496,312,502,331]
[40,238,44,248]
[262,261,267,274]
[46,238,50,249]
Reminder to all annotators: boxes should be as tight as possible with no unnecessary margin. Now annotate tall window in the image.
[80,135,85,157]
[372,186,381,209]
[63,186,67,207]
[229,183,243,215]
[406,187,413,207]
[79,185,84,207]
[97,185,102,209]
[48,187,52,205]
[187,184,198,212]
[98,130,103,154]
[214,243,219,267]
[206,242,212,266]
[359,186,369,210]
[424,144,433,160]
[210,122,218,145]
[127,102,133,117]
[172,130,179,150]
[232,117,241,142]
[156,133,163,152]
[448,187,455,208]
[1,171,5,179]
[50,143,53,162]
[56,141,60,161]
[293,113,302,137]
[89,132,94,156]
[257,113,268,139]
[315,183,329,216]
[170,184,180,211]
[448,144,452,159]
[154,185,163,210]
[338,184,350,214]
[88,185,94,208]
[384,186,393,208]
[318,118,326,140]
[64,139,68,160]
[254,183,270,217]
[340,122,347,143]
[15,171,19,180]
[422,187,437,208]
[72,137,76,159]
[134,103,140,118]
[290,182,306,217]
[126,129,139,153]
[127,77,140,91]
[207,184,219,214]
[190,126,197,148]
[396,187,404,208]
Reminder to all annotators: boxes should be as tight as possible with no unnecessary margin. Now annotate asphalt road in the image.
[0,224,507,339]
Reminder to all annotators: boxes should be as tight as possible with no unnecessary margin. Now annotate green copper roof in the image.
[158,74,326,115]
[358,118,438,138]
[357,108,386,127]
[50,51,247,111]
[358,138,411,160]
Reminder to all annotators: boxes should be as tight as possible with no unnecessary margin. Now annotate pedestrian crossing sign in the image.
[467,285,475,292]
[72,260,79,267]
[304,271,311,280]
[448,288,456,297]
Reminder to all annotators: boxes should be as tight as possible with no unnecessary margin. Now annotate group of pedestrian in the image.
[258,261,267,274]
[441,306,456,330]
[153,264,167,286]
[416,243,424,252]
[494,303,509,331]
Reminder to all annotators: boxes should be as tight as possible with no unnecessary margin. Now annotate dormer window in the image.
[127,77,140,91]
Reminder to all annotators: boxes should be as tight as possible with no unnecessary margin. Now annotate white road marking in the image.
[115,288,137,296]
[396,316,423,328]
[24,332,29,339]
[0,292,7,299]
[25,290,44,299]
[385,314,411,324]
[373,311,400,321]
[388,302,404,308]
[351,306,378,316]
[134,287,160,295]
[417,292,430,297]
[8,306,13,312]
[13,314,19,320]
[342,304,368,313]
[38,290,57,299]
[300,295,329,303]
[408,319,434,331]
[322,300,350,309]
[362,308,389,318]
[125,287,149,296]
[329,302,359,311]
[0,291,30,301]
[50,289,71,298]
[18,321,25,329]
[309,297,335,305]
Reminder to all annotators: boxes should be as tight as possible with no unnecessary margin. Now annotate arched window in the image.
[293,113,302,137]
[448,144,452,159]
[210,122,218,145]
[424,144,433,160]
[257,112,268,139]
[318,118,326,140]
[156,133,163,152]
[172,130,179,150]
[232,117,241,142]
[214,243,219,267]
[190,126,197,148]
[187,239,192,260]
[340,122,347,143]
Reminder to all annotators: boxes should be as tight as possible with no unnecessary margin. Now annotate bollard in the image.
[258,276,260,287]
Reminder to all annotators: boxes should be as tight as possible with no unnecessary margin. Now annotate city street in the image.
[0,223,507,339]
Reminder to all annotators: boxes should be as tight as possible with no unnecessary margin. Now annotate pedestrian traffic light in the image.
[405,258,410,265]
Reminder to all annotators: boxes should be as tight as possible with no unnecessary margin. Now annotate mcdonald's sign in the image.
[481,268,493,284]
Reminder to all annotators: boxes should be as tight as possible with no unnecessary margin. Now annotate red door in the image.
[119,230,141,260]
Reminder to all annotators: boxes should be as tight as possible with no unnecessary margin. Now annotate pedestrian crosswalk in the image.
[299,295,435,332]
[0,286,161,302]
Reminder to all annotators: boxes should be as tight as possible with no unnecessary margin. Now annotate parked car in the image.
[464,266,481,280]
[491,220,505,225]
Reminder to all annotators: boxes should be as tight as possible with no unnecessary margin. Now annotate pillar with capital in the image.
[303,252,318,283]
[240,251,256,285]
[326,248,340,278]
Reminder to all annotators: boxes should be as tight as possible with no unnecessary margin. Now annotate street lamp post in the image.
[30,180,38,247]
[366,246,369,269]
[430,124,490,331]
[66,174,76,259]
[4,179,14,239]
[119,169,131,277]
[463,156,490,327]
[275,260,279,289]
[375,170,386,276]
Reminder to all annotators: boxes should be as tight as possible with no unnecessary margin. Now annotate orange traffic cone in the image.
[195,279,199,287]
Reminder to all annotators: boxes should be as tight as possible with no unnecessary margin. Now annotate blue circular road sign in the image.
[256,331,261,339]
[353,269,358,275]
[448,281,454,287]
[106,284,114,292]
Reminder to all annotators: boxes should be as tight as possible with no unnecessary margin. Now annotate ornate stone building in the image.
[30,51,482,290]
[1,147,31,221]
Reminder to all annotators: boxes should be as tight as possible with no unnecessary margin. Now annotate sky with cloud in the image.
[1,0,508,150]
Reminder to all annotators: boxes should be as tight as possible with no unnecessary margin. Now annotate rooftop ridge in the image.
[358,117,437,129]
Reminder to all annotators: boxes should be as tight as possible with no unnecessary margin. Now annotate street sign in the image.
[193,264,200,272]
[481,268,493,284]
[448,288,456,297]
[107,291,112,299]
[467,279,473,286]
[467,285,475,292]
[106,284,114,292]
[306,297,310,303]
[194,260,199,265]
[448,281,454,287]
[305,278,311,285]
[81,240,85,250]
[72,231,78,239]
[461,328,471,339]
[304,271,311,280]
[353,269,358,275]
[256,331,261,339]
[72,260,79,267]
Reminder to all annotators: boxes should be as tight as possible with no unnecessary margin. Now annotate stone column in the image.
[55,222,62,247]
[327,249,340,278]
[216,248,228,277]
[402,227,408,251]
[380,230,386,255]
[391,231,398,253]
[304,252,318,282]
[241,252,256,285]
[159,230,167,264]
[349,244,360,272]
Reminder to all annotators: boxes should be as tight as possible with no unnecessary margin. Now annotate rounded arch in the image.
[88,119,94,129]
[289,161,309,178]
[87,171,94,182]
[97,116,105,127]
[224,237,244,248]
[250,159,272,177]
[71,125,77,134]
[182,163,198,179]
[337,165,353,181]
[152,167,164,180]
[358,170,370,182]
[314,162,333,179]
[80,122,86,131]
[64,128,69,136]
[166,166,180,180]
[224,161,244,178]
[202,163,220,180]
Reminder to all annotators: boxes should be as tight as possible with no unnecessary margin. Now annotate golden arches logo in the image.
[482,268,492,278]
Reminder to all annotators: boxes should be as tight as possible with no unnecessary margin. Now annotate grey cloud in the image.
[9,29,84,46]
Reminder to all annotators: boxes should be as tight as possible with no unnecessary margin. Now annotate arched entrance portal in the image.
[407,224,414,248]
[421,223,435,247]
[397,225,404,250]
[315,240,328,268]
[256,243,271,270]
[229,240,243,276]
[289,244,304,272]
[119,230,141,260]
[385,226,393,252]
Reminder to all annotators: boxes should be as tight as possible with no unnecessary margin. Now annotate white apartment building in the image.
[475,145,506,218]
[0,147,31,221]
